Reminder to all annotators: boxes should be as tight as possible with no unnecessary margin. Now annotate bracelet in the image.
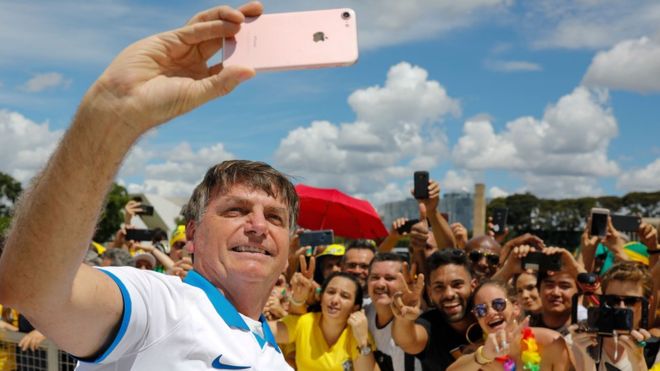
[474,346,493,365]
[288,296,306,306]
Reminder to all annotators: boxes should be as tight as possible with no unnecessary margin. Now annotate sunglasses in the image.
[469,251,499,266]
[603,295,643,308]
[473,298,507,318]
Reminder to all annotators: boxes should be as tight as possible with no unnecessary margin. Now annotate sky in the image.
[1,0,659,209]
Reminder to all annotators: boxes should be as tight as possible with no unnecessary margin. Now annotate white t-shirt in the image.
[76,267,292,371]
[365,303,421,371]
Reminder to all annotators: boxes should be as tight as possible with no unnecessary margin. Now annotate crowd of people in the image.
[0,2,658,371]
[2,179,659,370]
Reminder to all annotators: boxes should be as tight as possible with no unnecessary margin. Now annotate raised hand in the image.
[450,223,468,249]
[391,270,425,321]
[89,2,261,136]
[289,255,315,305]
[638,222,658,251]
[482,316,529,360]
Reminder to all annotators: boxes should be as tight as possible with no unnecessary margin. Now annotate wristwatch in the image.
[358,345,372,356]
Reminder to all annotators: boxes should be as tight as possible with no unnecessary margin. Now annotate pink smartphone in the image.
[222,8,359,72]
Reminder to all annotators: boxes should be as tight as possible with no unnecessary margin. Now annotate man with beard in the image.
[391,248,481,371]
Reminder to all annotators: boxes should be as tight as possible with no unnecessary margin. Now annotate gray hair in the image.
[182,160,298,231]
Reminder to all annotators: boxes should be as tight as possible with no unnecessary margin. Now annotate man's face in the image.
[427,264,474,323]
[540,272,577,316]
[191,184,290,289]
[342,248,374,290]
[320,255,342,280]
[465,237,501,280]
[367,260,403,306]
[604,280,645,329]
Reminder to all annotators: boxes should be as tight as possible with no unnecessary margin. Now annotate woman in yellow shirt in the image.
[271,272,376,371]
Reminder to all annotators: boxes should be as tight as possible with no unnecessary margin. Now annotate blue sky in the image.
[1,0,659,208]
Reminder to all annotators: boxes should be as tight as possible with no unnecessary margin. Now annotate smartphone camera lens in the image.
[341,11,351,20]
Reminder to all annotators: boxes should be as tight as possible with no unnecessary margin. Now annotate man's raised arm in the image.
[0,2,260,358]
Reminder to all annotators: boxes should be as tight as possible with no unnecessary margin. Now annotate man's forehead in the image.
[370,260,402,274]
[431,264,470,282]
[345,248,374,260]
[542,272,575,285]
[215,184,287,207]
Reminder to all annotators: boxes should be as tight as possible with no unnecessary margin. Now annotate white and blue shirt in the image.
[77,267,292,370]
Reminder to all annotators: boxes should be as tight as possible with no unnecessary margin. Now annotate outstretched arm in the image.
[0,2,260,359]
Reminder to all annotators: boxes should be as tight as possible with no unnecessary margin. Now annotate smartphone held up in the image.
[222,8,359,72]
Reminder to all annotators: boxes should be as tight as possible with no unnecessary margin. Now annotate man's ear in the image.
[471,278,478,290]
[186,220,196,241]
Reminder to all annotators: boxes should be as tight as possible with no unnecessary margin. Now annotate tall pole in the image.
[473,183,486,237]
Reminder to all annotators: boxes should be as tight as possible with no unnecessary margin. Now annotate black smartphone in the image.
[491,208,508,235]
[299,230,334,248]
[136,205,154,216]
[611,214,641,232]
[396,219,420,234]
[413,171,429,199]
[590,207,609,237]
[521,252,562,272]
[125,228,156,241]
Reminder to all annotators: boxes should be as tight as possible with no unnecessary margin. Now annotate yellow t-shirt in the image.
[282,312,372,371]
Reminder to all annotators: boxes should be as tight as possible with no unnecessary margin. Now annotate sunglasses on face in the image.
[603,295,643,308]
[469,251,499,266]
[473,298,507,318]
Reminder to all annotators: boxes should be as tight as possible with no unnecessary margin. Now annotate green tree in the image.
[93,183,130,243]
[0,172,23,236]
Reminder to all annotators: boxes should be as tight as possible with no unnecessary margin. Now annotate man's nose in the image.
[245,211,267,235]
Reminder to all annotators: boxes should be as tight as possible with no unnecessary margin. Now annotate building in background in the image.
[378,191,475,232]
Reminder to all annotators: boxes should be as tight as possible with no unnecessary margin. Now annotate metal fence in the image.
[0,330,76,371]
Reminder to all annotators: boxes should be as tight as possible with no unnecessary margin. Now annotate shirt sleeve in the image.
[79,267,188,365]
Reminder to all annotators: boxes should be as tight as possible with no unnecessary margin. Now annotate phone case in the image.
[413,171,429,199]
[590,208,609,237]
[222,8,359,72]
[299,230,334,247]
[491,208,508,234]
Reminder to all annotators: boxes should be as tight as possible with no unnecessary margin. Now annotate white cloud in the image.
[488,186,509,199]
[138,142,235,197]
[20,73,71,93]
[441,170,476,193]
[484,60,542,72]
[452,86,620,197]
[583,36,660,93]
[275,62,460,202]
[521,174,603,199]
[617,158,660,192]
[526,0,660,50]
[0,109,62,183]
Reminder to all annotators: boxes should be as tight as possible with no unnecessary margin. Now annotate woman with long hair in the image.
[270,272,376,371]
[447,280,571,370]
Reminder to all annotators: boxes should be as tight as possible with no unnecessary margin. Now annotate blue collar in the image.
[183,270,280,351]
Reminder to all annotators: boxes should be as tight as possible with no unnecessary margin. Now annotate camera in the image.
[341,11,351,20]
[585,306,633,336]
[572,293,648,336]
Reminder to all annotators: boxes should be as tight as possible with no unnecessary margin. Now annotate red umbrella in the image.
[295,184,388,239]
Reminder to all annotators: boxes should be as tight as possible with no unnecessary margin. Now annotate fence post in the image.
[47,341,59,371]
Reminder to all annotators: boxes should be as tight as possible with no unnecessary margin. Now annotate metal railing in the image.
[0,330,76,371]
